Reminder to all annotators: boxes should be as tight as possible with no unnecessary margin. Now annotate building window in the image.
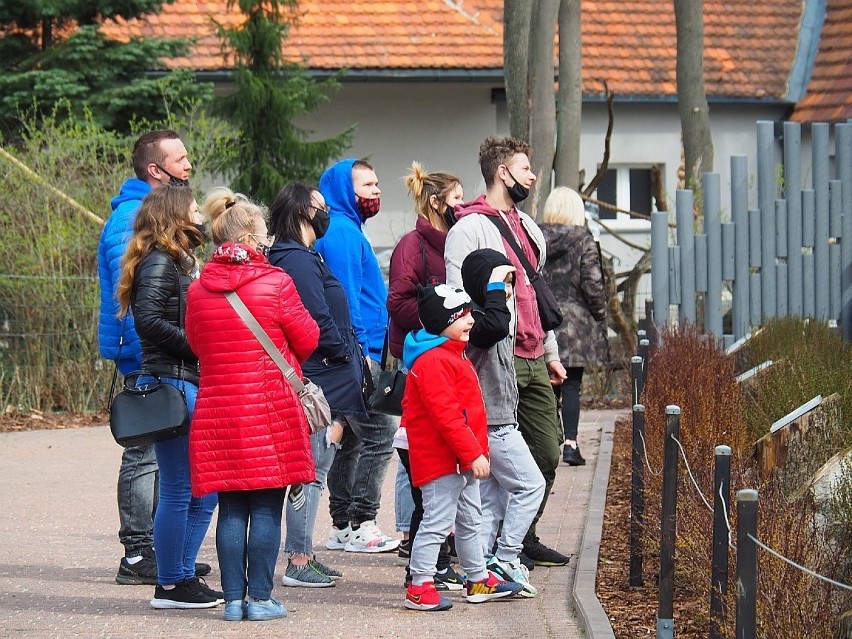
[594,165,658,221]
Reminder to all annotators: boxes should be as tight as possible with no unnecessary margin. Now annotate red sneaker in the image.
[404,581,453,611]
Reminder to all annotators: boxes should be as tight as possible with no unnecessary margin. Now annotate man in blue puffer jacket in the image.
[315,159,401,553]
[97,130,194,585]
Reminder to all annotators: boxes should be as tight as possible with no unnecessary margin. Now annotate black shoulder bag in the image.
[486,215,564,332]
[108,263,190,447]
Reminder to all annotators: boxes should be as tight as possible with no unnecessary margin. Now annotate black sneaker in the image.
[522,538,569,567]
[563,445,586,466]
[397,539,411,567]
[518,552,535,571]
[116,556,158,585]
[138,547,212,579]
[150,578,221,609]
[434,566,465,591]
[192,577,224,603]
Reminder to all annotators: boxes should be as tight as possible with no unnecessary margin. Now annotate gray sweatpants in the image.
[479,424,546,562]
[409,471,488,585]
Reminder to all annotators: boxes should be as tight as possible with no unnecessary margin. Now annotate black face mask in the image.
[155,164,190,187]
[503,168,529,204]
[310,209,331,239]
[442,204,457,229]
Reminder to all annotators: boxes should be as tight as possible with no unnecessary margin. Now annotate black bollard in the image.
[631,356,644,406]
[629,404,646,587]
[736,489,759,639]
[710,445,732,639]
[657,405,680,639]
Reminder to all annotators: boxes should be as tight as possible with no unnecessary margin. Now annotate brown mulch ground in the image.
[598,415,706,638]
[0,409,107,433]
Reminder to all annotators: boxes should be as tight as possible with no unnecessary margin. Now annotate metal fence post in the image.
[836,123,852,340]
[630,403,646,588]
[710,445,732,639]
[731,155,750,339]
[757,121,777,320]
[652,210,670,328]
[814,123,831,321]
[676,189,696,324]
[704,173,723,338]
[657,405,681,639]
[736,489,759,639]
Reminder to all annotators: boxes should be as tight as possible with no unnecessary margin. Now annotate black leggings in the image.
[396,448,451,573]
[554,367,584,441]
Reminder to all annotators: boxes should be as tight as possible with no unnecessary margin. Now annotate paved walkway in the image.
[0,409,622,638]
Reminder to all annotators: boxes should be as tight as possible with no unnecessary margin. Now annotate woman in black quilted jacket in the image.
[540,187,611,466]
[117,184,221,609]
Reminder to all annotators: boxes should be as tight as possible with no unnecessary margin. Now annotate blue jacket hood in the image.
[319,159,361,227]
[402,329,448,369]
[110,178,151,212]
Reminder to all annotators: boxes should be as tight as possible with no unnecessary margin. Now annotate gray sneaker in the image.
[281,560,336,588]
[309,557,343,581]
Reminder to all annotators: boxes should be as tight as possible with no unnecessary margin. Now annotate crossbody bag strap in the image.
[224,290,306,394]
[107,315,128,409]
[485,214,539,282]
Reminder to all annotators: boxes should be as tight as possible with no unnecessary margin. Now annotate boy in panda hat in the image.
[402,283,522,611]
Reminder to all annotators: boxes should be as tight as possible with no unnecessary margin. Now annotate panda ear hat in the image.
[417,284,473,335]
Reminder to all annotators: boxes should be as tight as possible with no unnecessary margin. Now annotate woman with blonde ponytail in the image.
[387,162,465,591]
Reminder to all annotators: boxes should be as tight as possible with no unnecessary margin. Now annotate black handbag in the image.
[486,215,564,331]
[367,331,406,416]
[107,262,191,448]
[109,372,190,447]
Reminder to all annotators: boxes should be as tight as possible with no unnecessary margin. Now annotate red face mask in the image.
[356,195,381,221]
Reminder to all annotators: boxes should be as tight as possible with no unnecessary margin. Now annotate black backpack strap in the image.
[485,215,539,282]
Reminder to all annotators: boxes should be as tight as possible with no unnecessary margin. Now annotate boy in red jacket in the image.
[402,284,523,611]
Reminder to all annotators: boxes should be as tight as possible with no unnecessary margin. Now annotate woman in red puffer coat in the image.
[185,188,319,622]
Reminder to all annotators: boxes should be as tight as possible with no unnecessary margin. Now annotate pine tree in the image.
[0,0,211,136]
[214,0,354,204]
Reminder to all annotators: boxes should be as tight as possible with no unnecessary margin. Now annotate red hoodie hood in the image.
[454,194,514,220]
[198,242,279,293]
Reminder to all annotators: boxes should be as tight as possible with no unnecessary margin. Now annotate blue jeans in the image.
[217,488,286,601]
[117,358,158,556]
[146,376,217,586]
[285,428,338,554]
[394,458,415,532]
[327,364,398,527]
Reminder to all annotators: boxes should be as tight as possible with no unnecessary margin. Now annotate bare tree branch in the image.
[582,81,614,197]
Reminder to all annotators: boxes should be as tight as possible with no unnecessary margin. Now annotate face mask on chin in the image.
[503,167,529,204]
[155,164,190,187]
[356,195,380,221]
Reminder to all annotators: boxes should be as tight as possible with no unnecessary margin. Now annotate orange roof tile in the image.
[100,0,804,100]
[791,0,852,122]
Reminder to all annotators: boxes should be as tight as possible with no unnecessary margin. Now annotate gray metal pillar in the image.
[830,179,843,322]
[749,209,762,325]
[731,156,750,338]
[814,124,831,321]
[838,123,852,340]
[704,173,723,338]
[762,195,777,319]
[676,190,696,324]
[776,199,789,315]
[651,210,670,328]
[785,123,803,318]
[757,121,778,224]
[736,489,759,639]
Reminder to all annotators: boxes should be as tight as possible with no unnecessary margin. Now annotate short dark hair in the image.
[478,136,532,188]
[269,183,316,247]
[352,159,374,173]
[131,130,180,180]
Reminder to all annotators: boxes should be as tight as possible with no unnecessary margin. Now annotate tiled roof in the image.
[101,0,804,100]
[791,0,852,122]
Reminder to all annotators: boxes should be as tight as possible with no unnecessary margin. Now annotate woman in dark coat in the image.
[268,183,368,587]
[540,187,611,466]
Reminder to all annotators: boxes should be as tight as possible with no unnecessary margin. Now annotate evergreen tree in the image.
[214,0,354,204]
[0,0,211,136]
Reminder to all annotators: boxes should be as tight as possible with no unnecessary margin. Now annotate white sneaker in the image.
[343,520,400,553]
[325,525,351,550]
[487,557,538,598]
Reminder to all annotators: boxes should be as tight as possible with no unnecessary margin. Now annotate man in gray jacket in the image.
[444,136,569,567]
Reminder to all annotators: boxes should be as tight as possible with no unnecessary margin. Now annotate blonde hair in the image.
[117,185,200,316]
[201,186,266,245]
[403,161,461,231]
[542,187,586,226]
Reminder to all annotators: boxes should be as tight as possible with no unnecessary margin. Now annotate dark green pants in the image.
[514,355,562,539]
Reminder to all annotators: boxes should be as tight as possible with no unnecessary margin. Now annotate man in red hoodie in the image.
[444,136,569,567]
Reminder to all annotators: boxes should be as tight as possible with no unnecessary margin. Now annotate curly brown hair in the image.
[116,185,201,316]
[478,136,532,188]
